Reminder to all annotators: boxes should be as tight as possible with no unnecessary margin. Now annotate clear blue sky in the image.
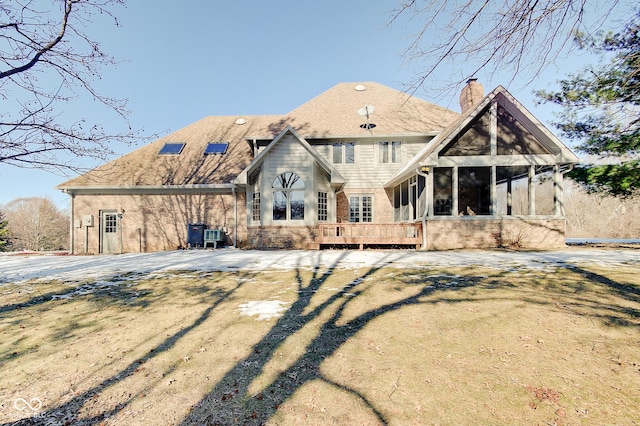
[0,0,628,208]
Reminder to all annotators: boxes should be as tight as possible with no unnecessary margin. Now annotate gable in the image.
[439,103,552,157]
[496,104,551,155]
[234,126,346,189]
[440,106,491,156]
[386,85,579,188]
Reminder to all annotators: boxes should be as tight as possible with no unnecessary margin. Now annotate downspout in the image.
[65,190,75,254]
[415,167,429,250]
[232,185,238,247]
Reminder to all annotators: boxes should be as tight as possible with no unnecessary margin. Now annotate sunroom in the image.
[385,86,579,250]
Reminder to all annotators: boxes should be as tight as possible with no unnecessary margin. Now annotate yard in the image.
[1,247,639,425]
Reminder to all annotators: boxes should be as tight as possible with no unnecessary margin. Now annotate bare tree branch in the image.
[0,0,150,172]
[389,0,630,98]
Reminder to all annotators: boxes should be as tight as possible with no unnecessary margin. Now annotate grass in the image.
[0,260,639,425]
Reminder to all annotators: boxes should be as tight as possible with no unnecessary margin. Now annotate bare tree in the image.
[564,181,640,238]
[4,196,68,250]
[0,0,142,172]
[389,0,631,95]
[0,208,9,251]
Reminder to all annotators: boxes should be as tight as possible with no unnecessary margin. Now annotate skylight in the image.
[158,143,185,155]
[205,142,229,155]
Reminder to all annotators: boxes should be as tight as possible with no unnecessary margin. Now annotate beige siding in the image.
[311,136,432,188]
[260,134,316,226]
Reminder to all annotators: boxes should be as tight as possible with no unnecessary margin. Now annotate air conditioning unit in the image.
[204,229,225,248]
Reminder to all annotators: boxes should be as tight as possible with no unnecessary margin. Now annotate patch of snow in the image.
[0,247,638,286]
[236,300,290,321]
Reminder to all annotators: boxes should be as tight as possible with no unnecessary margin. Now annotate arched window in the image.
[273,172,305,221]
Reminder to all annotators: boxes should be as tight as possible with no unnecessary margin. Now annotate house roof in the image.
[58,82,459,191]
[248,81,460,139]
[386,86,580,187]
[57,115,278,189]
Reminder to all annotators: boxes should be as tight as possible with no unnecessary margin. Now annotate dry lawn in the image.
[1,259,639,425]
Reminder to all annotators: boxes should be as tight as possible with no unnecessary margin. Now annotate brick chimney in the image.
[459,78,484,114]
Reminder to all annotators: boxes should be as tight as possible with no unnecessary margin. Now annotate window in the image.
[205,142,229,155]
[158,143,185,155]
[252,192,261,221]
[104,213,117,233]
[459,167,491,215]
[434,167,453,215]
[332,142,355,164]
[497,166,524,216]
[318,192,328,221]
[393,178,417,222]
[441,110,490,156]
[272,172,305,221]
[349,195,372,222]
[379,141,401,163]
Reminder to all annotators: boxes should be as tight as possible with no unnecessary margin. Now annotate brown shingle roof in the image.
[58,115,277,188]
[250,82,459,138]
[58,82,458,189]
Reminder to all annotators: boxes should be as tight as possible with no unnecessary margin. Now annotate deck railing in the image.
[316,223,421,248]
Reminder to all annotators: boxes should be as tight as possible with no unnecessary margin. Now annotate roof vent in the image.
[354,84,366,91]
[235,118,247,125]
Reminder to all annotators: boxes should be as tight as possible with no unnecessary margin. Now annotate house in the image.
[57,80,579,253]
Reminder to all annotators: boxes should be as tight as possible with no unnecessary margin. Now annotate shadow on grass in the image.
[0,272,155,316]
[483,263,640,329]
[178,257,483,425]
[3,270,258,426]
[0,273,167,366]
[5,254,638,425]
[557,264,640,328]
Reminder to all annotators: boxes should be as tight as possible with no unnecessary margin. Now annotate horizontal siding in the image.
[310,136,432,188]
[267,134,312,178]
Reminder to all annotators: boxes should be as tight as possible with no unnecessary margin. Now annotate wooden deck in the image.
[314,223,421,249]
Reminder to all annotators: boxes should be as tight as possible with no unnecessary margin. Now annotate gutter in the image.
[57,184,235,196]
[62,190,75,254]
[232,185,238,247]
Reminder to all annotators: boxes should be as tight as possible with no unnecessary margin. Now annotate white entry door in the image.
[100,210,119,254]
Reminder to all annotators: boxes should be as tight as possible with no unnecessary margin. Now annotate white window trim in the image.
[332,141,355,164]
[348,193,373,223]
